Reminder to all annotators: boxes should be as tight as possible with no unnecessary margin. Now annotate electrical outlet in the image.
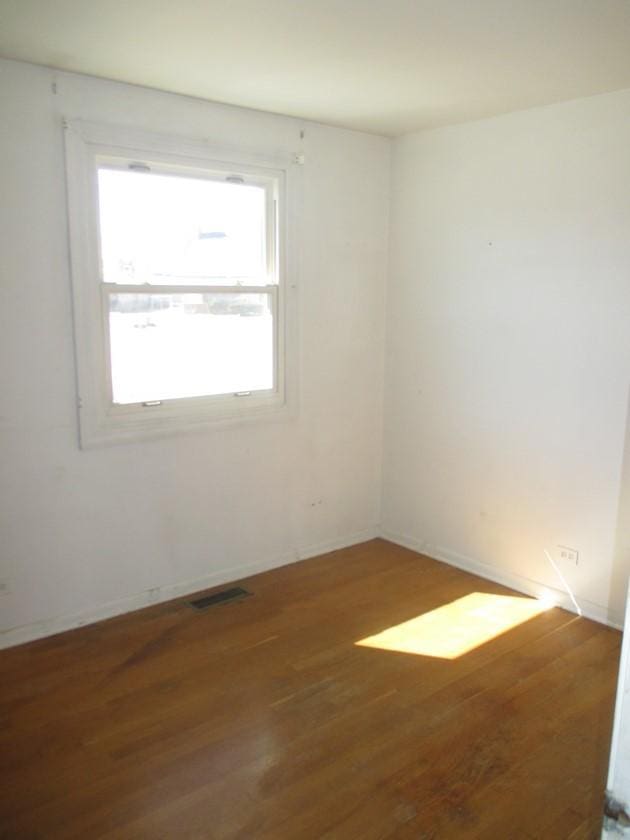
[557,545,579,566]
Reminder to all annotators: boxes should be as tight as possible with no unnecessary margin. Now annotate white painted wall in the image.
[383,89,630,626]
[0,59,389,646]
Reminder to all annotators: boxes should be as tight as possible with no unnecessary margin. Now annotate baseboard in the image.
[380,528,623,630]
[297,526,380,561]
[2,523,618,650]
[0,526,379,650]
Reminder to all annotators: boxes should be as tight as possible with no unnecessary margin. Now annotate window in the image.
[64,121,295,447]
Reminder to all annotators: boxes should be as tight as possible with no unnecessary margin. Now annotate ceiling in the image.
[1,0,630,136]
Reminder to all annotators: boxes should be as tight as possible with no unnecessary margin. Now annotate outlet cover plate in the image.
[557,545,579,566]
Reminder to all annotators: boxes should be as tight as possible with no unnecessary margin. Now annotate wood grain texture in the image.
[0,539,620,839]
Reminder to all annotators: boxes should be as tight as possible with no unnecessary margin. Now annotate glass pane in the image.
[108,292,274,404]
[98,168,268,286]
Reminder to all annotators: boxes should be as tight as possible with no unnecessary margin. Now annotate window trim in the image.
[64,119,298,448]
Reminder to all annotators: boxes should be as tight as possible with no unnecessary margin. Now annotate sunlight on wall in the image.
[356,593,552,660]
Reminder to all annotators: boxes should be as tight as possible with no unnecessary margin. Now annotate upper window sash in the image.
[94,159,279,289]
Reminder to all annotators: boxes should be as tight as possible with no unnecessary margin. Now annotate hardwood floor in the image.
[0,539,621,839]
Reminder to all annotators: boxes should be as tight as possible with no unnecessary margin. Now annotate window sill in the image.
[78,393,293,448]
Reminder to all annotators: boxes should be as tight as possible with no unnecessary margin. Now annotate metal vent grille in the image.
[189,586,251,610]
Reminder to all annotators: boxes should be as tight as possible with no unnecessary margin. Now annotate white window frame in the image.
[64,120,297,448]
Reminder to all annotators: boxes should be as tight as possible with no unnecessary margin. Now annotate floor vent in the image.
[189,587,251,610]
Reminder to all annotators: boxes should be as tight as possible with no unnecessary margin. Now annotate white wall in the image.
[383,89,630,626]
[0,59,389,645]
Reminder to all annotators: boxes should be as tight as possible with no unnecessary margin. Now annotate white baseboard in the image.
[0,526,379,650]
[297,526,380,561]
[380,528,623,630]
[1,523,618,650]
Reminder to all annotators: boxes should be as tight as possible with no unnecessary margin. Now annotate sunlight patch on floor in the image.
[355,592,552,659]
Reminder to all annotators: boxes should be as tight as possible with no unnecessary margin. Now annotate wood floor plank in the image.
[0,539,620,839]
